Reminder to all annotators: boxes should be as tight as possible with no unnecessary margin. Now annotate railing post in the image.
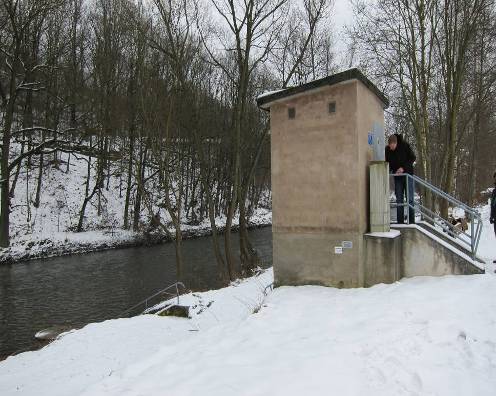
[411,176,415,222]
[406,174,410,224]
[470,212,475,259]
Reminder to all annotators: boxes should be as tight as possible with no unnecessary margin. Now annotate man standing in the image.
[490,171,496,264]
[385,134,416,224]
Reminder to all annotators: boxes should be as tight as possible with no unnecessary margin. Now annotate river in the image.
[0,226,272,358]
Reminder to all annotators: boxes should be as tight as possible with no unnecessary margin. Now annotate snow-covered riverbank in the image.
[1,268,496,396]
[2,146,272,264]
[0,208,272,264]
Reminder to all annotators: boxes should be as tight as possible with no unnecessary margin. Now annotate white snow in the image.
[476,200,495,265]
[257,89,286,100]
[1,264,496,395]
[365,229,401,238]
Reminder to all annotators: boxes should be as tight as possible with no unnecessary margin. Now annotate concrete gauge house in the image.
[257,68,483,289]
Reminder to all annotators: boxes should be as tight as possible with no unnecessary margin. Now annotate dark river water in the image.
[0,226,272,358]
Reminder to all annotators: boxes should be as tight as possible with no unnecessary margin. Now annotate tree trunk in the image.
[133,144,146,231]
[77,154,92,232]
[33,152,44,208]
[0,93,16,247]
[123,136,134,229]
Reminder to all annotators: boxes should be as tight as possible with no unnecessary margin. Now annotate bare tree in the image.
[436,0,490,216]
[0,0,65,247]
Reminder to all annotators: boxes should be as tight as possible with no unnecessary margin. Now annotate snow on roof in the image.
[256,89,286,101]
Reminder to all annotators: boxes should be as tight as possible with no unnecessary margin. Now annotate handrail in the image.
[389,173,482,259]
[409,174,479,217]
[119,281,187,318]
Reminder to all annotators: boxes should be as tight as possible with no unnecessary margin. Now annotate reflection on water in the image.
[0,226,272,357]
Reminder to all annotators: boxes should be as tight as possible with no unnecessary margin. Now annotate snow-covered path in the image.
[1,268,496,396]
[478,201,496,267]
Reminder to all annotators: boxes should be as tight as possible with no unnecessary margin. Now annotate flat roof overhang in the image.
[256,68,389,111]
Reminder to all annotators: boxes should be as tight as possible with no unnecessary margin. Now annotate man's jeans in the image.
[394,175,415,224]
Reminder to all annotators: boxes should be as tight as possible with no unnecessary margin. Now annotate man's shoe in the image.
[493,259,496,264]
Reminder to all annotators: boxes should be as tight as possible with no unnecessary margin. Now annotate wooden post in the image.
[370,161,390,233]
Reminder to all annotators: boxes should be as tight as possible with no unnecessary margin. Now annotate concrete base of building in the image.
[273,225,484,289]
[273,231,364,289]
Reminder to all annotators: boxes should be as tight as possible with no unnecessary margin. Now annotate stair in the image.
[415,221,484,263]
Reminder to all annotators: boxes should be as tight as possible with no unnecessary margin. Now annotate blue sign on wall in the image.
[368,133,373,145]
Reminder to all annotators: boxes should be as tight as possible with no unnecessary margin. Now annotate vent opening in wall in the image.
[288,107,295,119]
[328,101,336,114]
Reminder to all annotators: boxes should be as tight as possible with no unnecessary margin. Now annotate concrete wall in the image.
[270,80,386,287]
[397,226,484,276]
[369,162,391,232]
[273,232,362,288]
[364,232,401,287]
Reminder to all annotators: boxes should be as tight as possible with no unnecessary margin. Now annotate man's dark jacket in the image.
[385,134,416,174]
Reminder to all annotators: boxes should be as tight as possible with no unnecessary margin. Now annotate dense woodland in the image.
[350,0,496,214]
[0,0,335,282]
[1,0,495,282]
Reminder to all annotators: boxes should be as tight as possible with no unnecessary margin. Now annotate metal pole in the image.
[406,174,410,224]
[411,176,415,223]
[470,212,475,259]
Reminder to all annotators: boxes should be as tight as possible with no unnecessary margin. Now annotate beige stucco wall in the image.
[269,79,386,287]
[270,82,360,232]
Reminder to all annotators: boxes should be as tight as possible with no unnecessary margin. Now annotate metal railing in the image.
[389,173,483,259]
[119,281,187,318]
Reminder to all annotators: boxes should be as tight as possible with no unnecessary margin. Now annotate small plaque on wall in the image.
[342,241,353,249]
[334,246,343,255]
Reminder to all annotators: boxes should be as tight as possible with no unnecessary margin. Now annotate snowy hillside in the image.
[9,153,125,238]
[2,150,271,263]
[1,264,496,395]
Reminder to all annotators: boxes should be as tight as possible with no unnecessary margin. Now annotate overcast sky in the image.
[332,0,355,68]
[334,0,354,32]
[196,0,357,70]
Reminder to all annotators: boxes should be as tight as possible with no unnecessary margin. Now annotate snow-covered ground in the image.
[1,262,496,395]
[477,200,495,266]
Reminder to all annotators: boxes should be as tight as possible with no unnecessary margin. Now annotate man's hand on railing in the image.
[395,167,404,174]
